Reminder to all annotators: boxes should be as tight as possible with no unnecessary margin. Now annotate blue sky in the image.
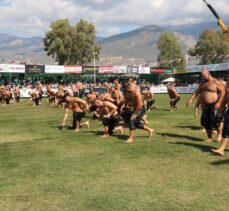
[0,0,228,38]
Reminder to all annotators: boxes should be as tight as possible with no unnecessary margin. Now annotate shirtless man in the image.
[142,89,157,110]
[12,85,20,103]
[29,90,40,106]
[167,83,180,111]
[62,95,89,132]
[187,69,226,143]
[211,75,229,155]
[1,87,11,104]
[37,81,43,104]
[123,82,154,143]
[76,81,84,98]
[93,98,121,137]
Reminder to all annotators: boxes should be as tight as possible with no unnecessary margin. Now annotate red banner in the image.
[64,66,82,74]
[98,66,115,74]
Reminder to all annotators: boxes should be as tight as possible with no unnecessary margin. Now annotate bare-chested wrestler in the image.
[12,85,20,103]
[167,83,180,111]
[187,69,226,143]
[142,89,157,111]
[76,80,84,98]
[86,90,99,118]
[55,84,65,107]
[211,75,229,155]
[46,83,56,104]
[122,82,154,143]
[29,90,40,106]
[37,81,43,104]
[62,95,89,132]
[93,98,121,137]
[1,87,11,104]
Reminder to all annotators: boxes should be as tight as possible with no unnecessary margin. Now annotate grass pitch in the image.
[0,94,228,210]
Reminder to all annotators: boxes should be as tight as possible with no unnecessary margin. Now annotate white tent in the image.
[161,77,175,83]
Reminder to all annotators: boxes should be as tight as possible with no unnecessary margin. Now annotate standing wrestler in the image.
[167,83,180,111]
[187,69,226,142]
[123,82,154,143]
[37,81,43,104]
[13,85,20,103]
[212,75,229,155]
[62,95,89,132]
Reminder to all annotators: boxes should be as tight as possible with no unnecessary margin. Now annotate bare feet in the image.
[74,129,80,132]
[211,148,224,156]
[114,126,123,134]
[216,136,222,143]
[201,128,206,132]
[101,134,109,138]
[148,128,154,138]
[204,139,213,143]
[84,121,90,128]
[124,139,134,143]
[212,130,217,135]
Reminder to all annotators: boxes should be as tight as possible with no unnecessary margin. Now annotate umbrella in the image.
[161,77,175,83]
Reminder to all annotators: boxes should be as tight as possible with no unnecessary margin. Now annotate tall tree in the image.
[44,19,101,65]
[157,32,186,73]
[188,29,229,64]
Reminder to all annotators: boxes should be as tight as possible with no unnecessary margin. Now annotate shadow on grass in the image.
[51,125,73,130]
[173,125,202,131]
[211,159,229,166]
[169,141,212,153]
[80,130,129,141]
[157,132,204,142]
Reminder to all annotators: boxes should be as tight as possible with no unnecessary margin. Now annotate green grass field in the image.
[0,94,228,210]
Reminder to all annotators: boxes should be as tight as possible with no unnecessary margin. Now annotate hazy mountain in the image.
[97,25,196,64]
[2,21,225,65]
[166,21,229,38]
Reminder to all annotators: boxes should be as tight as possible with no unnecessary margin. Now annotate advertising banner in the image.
[188,63,229,73]
[82,66,98,75]
[25,65,45,73]
[150,68,172,73]
[98,66,115,74]
[64,66,82,74]
[0,64,25,73]
[138,66,150,74]
[45,65,65,74]
[114,66,126,74]
[126,66,138,73]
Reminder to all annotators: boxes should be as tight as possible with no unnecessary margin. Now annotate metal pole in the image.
[93,52,97,86]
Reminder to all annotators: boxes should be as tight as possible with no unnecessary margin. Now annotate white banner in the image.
[45,65,65,74]
[138,66,150,74]
[0,64,25,73]
[114,66,126,73]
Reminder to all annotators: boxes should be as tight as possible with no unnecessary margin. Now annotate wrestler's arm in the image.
[76,98,88,111]
[215,80,226,110]
[104,101,117,117]
[186,86,201,106]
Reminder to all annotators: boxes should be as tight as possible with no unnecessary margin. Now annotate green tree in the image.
[44,19,101,65]
[188,29,229,64]
[157,32,186,73]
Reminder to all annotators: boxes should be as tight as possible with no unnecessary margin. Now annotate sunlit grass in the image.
[0,94,228,210]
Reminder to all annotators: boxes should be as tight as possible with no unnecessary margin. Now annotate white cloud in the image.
[0,0,228,37]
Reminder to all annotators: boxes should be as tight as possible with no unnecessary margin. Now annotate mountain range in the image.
[0,21,227,65]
